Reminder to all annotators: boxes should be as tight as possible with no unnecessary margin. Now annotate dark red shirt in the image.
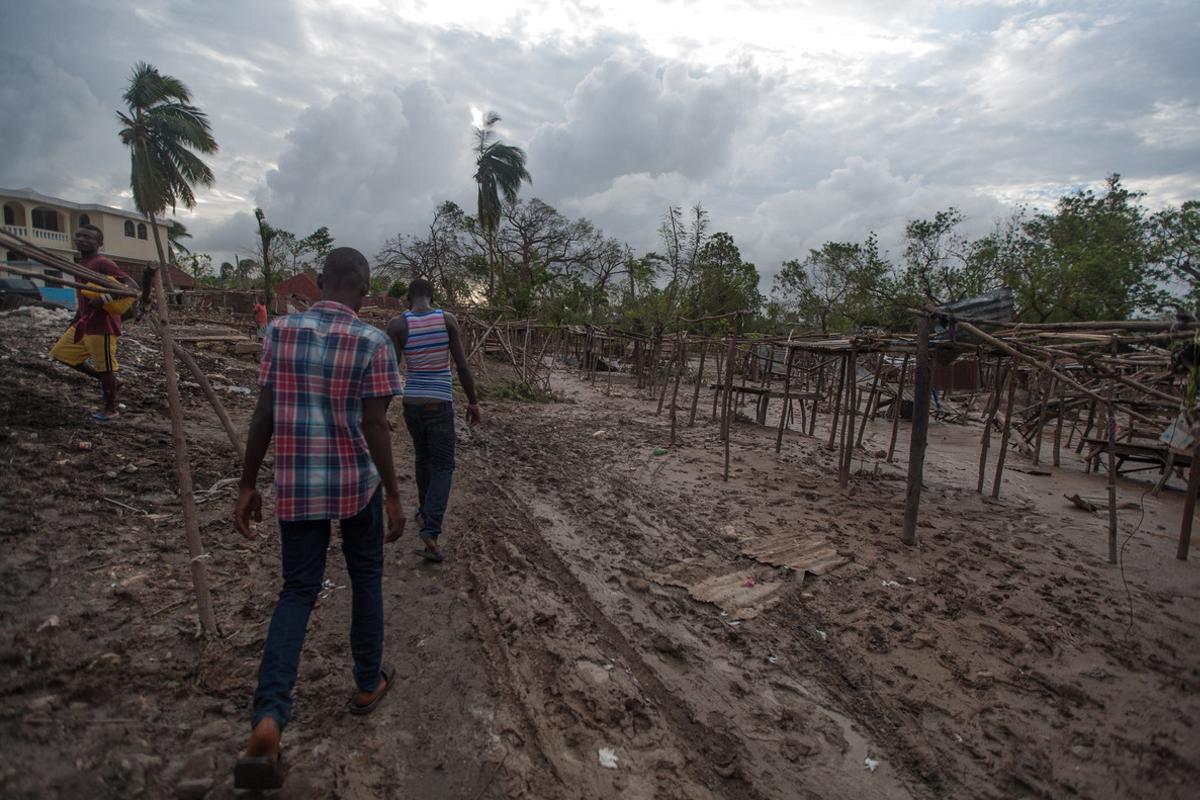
[75,254,129,338]
[254,302,268,326]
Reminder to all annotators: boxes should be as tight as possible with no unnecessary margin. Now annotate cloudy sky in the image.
[2,0,1197,285]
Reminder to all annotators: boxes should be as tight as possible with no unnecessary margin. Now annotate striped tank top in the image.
[402,309,453,402]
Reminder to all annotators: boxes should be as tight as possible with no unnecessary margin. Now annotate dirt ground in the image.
[1,307,1198,799]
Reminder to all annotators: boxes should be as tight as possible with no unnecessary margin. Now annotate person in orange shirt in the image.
[253,297,268,340]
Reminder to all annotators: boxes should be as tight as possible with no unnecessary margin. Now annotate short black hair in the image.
[79,223,104,243]
[322,247,370,289]
[406,278,434,300]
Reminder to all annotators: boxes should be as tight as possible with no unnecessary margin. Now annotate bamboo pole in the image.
[147,316,243,459]
[827,354,846,450]
[901,317,932,546]
[887,354,910,463]
[1178,441,1200,560]
[856,353,881,447]
[150,258,216,634]
[670,337,686,446]
[656,338,677,414]
[991,356,1020,500]
[839,345,857,489]
[809,360,824,435]
[1107,381,1119,564]
[977,358,1006,493]
[722,334,737,480]
[1032,369,1055,466]
[1053,377,1065,467]
[776,348,795,454]
[689,341,707,427]
[712,336,725,422]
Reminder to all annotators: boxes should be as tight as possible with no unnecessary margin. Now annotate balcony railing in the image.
[2,224,28,237]
[32,227,68,243]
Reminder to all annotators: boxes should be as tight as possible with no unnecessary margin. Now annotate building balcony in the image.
[31,227,68,244]
[2,224,28,238]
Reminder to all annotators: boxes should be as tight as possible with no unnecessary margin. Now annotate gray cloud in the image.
[0,0,1196,289]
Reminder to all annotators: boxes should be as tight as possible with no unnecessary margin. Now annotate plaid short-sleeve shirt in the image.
[259,301,402,521]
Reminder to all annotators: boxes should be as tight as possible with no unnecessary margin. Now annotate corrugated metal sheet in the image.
[941,287,1014,323]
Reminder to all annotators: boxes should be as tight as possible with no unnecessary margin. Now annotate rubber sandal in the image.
[234,752,284,790]
[414,546,444,563]
[91,411,120,423]
[348,662,396,716]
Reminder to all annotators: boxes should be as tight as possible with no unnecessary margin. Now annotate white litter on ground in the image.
[598,747,619,769]
[864,757,879,772]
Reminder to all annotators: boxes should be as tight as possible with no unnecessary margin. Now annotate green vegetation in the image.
[477,379,559,403]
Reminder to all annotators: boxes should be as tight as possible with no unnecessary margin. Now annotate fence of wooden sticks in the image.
[455,309,1200,565]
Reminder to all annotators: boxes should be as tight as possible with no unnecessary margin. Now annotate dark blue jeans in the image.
[252,489,385,731]
[402,401,456,542]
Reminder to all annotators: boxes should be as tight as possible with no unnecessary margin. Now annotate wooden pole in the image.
[977,358,1006,493]
[991,356,1019,500]
[689,341,707,427]
[776,348,795,454]
[1032,369,1055,465]
[887,354,910,463]
[711,337,725,422]
[722,324,738,480]
[839,345,857,489]
[656,340,677,415]
[809,360,825,435]
[1178,441,1200,560]
[150,265,217,635]
[1107,382,1119,564]
[902,317,932,546]
[1077,399,1097,453]
[856,353,881,447]
[827,354,846,450]
[669,337,685,445]
[148,316,243,460]
[1053,377,1065,467]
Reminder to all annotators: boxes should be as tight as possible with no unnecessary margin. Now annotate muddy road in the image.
[1,309,1198,798]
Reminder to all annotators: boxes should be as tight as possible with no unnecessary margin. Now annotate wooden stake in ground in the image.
[991,356,1019,500]
[809,360,824,436]
[1032,369,1055,465]
[839,344,858,489]
[1053,377,1065,467]
[722,326,738,480]
[669,336,686,446]
[827,354,846,450]
[689,341,707,427]
[856,352,881,447]
[150,266,217,634]
[977,358,1006,493]
[147,316,243,459]
[1107,382,1119,564]
[1178,439,1200,560]
[902,316,932,546]
[887,354,910,463]
[776,347,795,454]
[656,338,678,415]
[711,338,725,422]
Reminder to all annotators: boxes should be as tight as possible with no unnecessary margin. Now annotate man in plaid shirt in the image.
[232,247,404,790]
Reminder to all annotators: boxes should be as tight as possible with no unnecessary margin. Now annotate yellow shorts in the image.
[50,326,120,373]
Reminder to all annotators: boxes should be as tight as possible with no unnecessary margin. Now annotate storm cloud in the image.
[1,0,1196,284]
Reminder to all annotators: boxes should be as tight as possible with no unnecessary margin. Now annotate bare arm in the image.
[363,396,405,542]
[386,315,407,362]
[444,312,478,406]
[234,386,274,537]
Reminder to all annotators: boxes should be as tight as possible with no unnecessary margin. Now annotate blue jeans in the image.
[403,402,456,542]
[252,489,385,731]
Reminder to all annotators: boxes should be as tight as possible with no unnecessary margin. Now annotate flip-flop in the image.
[91,411,121,423]
[348,662,396,716]
[234,751,284,790]
[414,546,444,563]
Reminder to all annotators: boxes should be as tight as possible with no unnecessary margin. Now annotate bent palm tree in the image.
[473,111,531,297]
[166,219,192,263]
[116,62,220,634]
[118,62,217,292]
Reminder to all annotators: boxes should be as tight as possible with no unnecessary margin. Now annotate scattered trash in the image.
[864,756,879,772]
[598,747,619,769]
[653,447,668,456]
[77,441,93,451]
[815,629,827,641]
[743,578,756,588]
[1065,493,1101,513]
[906,576,917,583]
[881,580,901,588]
[767,655,778,664]
[592,430,608,438]
[36,615,60,632]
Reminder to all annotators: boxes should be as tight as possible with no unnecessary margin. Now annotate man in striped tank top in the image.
[387,278,480,562]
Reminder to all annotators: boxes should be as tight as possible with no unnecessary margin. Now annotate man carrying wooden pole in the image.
[902,316,932,546]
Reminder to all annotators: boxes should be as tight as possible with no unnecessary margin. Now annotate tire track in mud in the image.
[457,465,765,800]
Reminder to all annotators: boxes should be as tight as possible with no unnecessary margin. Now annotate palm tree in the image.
[473,111,531,297]
[118,62,217,291]
[116,62,219,634]
[166,219,192,263]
